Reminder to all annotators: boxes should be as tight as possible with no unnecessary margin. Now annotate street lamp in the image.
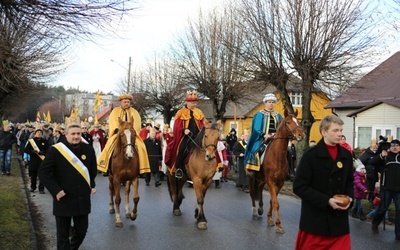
[110,56,132,93]
[52,95,63,121]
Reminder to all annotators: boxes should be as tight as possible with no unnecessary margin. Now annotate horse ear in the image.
[284,109,289,117]
[293,110,298,117]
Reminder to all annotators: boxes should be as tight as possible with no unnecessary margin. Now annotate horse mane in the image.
[194,126,206,146]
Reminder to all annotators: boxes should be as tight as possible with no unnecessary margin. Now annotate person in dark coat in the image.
[39,120,97,250]
[233,132,249,193]
[24,128,49,193]
[0,122,17,175]
[293,115,354,249]
[369,139,400,240]
[144,128,163,187]
[358,139,380,205]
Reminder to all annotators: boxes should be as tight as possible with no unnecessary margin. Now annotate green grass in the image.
[0,155,33,250]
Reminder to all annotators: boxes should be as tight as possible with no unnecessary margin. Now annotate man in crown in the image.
[97,94,150,176]
[165,90,205,178]
[244,93,283,177]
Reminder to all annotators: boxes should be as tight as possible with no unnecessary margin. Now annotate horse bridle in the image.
[188,127,219,151]
[271,120,302,141]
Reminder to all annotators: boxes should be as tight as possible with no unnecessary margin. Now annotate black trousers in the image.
[55,214,88,250]
[29,169,44,191]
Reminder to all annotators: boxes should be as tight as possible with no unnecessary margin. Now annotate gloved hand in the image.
[218,166,224,172]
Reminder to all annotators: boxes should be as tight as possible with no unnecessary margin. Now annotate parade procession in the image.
[1,0,400,249]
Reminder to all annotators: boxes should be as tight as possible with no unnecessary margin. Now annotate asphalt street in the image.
[27,172,399,250]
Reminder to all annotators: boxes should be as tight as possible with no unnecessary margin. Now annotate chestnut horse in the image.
[108,117,140,227]
[167,120,221,230]
[249,109,305,233]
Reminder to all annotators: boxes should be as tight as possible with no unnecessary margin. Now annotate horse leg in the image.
[193,177,207,230]
[109,175,115,214]
[272,183,284,234]
[130,177,139,221]
[124,180,131,218]
[249,176,259,219]
[113,177,123,227]
[257,179,264,217]
[167,174,183,216]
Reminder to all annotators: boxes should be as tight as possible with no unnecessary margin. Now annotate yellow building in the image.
[199,85,333,143]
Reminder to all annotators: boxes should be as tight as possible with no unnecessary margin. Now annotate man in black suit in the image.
[39,119,97,250]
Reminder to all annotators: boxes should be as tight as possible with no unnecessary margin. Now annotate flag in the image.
[47,110,51,123]
[36,112,41,123]
[42,112,47,122]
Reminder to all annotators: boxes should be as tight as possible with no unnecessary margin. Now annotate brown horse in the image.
[167,120,221,230]
[249,109,305,234]
[108,117,140,227]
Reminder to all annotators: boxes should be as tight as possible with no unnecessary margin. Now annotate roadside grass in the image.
[0,156,33,250]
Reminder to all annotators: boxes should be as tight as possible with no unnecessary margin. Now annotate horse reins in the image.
[187,127,219,151]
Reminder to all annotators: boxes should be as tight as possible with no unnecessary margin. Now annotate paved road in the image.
[28,172,399,250]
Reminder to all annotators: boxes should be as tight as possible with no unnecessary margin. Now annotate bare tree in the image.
[0,0,138,44]
[139,54,187,125]
[238,0,382,153]
[172,4,251,121]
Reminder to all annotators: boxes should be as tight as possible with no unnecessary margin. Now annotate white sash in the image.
[53,143,90,187]
[28,139,45,160]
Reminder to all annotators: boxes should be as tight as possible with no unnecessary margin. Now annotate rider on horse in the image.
[164,90,205,179]
[244,93,283,177]
[97,94,150,175]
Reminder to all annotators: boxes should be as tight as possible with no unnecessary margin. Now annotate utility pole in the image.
[127,56,132,93]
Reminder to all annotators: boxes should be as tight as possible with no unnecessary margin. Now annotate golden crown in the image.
[185,90,198,102]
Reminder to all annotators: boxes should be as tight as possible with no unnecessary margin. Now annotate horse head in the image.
[118,117,136,160]
[282,109,305,142]
[199,120,221,161]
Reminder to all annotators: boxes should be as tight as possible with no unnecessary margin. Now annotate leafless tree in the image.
[171,4,251,121]
[0,13,65,117]
[238,0,382,153]
[0,0,138,44]
[138,54,187,125]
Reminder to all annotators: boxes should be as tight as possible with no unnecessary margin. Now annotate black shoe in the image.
[175,169,183,179]
[39,190,45,194]
[30,189,35,193]
[6,172,10,175]
[146,183,150,186]
[371,223,379,234]
[1,172,5,175]
[395,235,400,241]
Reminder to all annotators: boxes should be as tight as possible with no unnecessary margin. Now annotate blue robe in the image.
[244,110,282,171]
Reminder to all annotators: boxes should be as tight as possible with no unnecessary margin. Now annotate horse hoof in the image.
[197,222,207,230]
[115,222,123,228]
[276,228,285,234]
[130,213,137,221]
[267,221,275,227]
[258,208,263,216]
[125,213,130,218]
[109,209,115,214]
[173,209,182,216]
[252,214,261,220]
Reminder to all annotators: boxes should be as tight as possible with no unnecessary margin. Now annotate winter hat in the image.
[263,93,277,103]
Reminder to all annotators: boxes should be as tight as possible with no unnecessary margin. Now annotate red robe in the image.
[164,106,205,168]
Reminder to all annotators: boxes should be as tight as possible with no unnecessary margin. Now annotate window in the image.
[289,92,302,106]
[229,122,238,131]
[357,127,372,149]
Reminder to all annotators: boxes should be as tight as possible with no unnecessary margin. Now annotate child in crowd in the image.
[367,182,392,224]
[352,164,368,220]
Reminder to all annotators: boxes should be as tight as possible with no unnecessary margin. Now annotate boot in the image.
[359,211,367,221]
[371,223,379,234]
[352,209,359,218]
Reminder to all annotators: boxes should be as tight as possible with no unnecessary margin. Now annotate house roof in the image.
[326,51,400,109]
[346,99,400,117]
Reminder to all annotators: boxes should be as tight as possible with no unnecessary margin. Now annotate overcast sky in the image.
[53,0,400,94]
[53,0,219,94]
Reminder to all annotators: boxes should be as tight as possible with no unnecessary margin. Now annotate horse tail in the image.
[166,175,174,202]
